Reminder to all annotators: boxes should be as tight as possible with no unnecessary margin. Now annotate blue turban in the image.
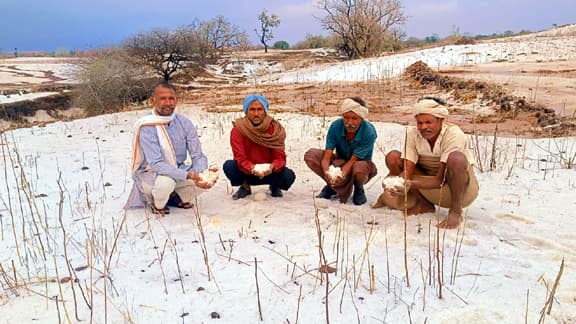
[243,94,269,114]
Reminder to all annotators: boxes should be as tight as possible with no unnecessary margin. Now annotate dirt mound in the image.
[404,61,576,136]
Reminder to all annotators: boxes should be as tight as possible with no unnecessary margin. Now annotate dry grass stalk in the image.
[450,218,467,285]
[402,127,410,287]
[418,258,428,311]
[1,134,23,266]
[354,215,376,290]
[144,213,169,294]
[191,193,217,285]
[0,262,19,297]
[312,205,330,324]
[525,289,530,324]
[254,257,263,322]
[262,246,321,281]
[57,177,81,321]
[12,147,48,262]
[104,235,109,323]
[52,255,72,324]
[294,284,303,324]
[156,221,186,293]
[538,258,565,323]
[384,211,391,293]
[435,171,448,299]
[369,264,375,294]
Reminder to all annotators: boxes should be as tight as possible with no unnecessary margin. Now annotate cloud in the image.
[276,0,321,17]
[405,0,458,16]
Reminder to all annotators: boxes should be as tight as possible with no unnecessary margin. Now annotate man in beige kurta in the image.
[381,97,479,229]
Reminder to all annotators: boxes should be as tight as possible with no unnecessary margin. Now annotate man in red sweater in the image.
[223,94,296,199]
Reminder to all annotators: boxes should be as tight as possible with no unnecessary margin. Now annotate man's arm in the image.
[270,149,287,172]
[340,155,359,179]
[230,127,254,174]
[184,120,208,173]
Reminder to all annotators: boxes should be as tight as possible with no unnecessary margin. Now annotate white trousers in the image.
[141,175,204,209]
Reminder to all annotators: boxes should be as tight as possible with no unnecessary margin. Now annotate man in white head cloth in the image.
[304,97,377,205]
[380,97,479,229]
[125,80,216,214]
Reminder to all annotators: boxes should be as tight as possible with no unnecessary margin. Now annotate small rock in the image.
[210,311,220,319]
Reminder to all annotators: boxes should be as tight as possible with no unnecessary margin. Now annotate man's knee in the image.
[446,152,468,170]
[304,148,321,167]
[154,176,177,193]
[386,150,402,168]
[151,176,177,207]
[223,160,239,176]
[279,168,296,190]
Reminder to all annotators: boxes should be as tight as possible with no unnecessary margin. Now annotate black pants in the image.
[223,160,296,191]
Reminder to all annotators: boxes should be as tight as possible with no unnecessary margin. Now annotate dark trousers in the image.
[223,160,296,191]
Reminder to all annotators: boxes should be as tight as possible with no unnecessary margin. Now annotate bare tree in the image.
[124,28,191,81]
[124,18,246,80]
[255,10,281,53]
[200,15,247,55]
[318,0,406,58]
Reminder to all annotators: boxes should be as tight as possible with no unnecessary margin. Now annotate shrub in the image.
[273,40,290,50]
[74,48,150,116]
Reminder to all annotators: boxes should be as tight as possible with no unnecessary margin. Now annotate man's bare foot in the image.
[406,201,435,216]
[437,210,462,229]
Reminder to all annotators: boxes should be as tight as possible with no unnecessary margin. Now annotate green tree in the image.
[255,9,280,53]
[273,40,290,50]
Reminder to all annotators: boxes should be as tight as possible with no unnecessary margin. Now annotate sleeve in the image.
[325,121,338,150]
[139,125,188,180]
[439,127,468,163]
[402,128,419,164]
[270,148,287,172]
[184,119,208,173]
[230,127,253,174]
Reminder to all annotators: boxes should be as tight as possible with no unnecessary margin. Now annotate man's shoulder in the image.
[362,120,376,130]
[443,123,465,137]
[174,113,191,121]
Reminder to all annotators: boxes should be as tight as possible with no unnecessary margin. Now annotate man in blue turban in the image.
[222,94,296,199]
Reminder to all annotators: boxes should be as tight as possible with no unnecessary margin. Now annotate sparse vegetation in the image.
[317,0,406,58]
[74,48,149,116]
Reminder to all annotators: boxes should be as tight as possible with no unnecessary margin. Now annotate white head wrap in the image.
[341,98,369,119]
[412,99,449,118]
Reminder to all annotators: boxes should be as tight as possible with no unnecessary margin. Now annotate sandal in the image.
[177,201,194,209]
[150,205,170,215]
[167,192,194,209]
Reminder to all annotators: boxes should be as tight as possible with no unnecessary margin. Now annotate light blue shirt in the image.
[136,113,207,180]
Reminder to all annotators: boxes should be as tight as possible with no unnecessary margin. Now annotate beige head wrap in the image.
[341,98,369,119]
[412,99,449,118]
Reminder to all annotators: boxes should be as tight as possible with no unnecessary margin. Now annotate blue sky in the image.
[0,0,574,52]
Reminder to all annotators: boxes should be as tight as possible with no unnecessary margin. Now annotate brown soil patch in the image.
[181,60,576,138]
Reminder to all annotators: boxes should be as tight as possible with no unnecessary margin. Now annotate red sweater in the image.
[230,125,287,174]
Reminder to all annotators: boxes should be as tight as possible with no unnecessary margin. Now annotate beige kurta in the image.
[401,123,478,208]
